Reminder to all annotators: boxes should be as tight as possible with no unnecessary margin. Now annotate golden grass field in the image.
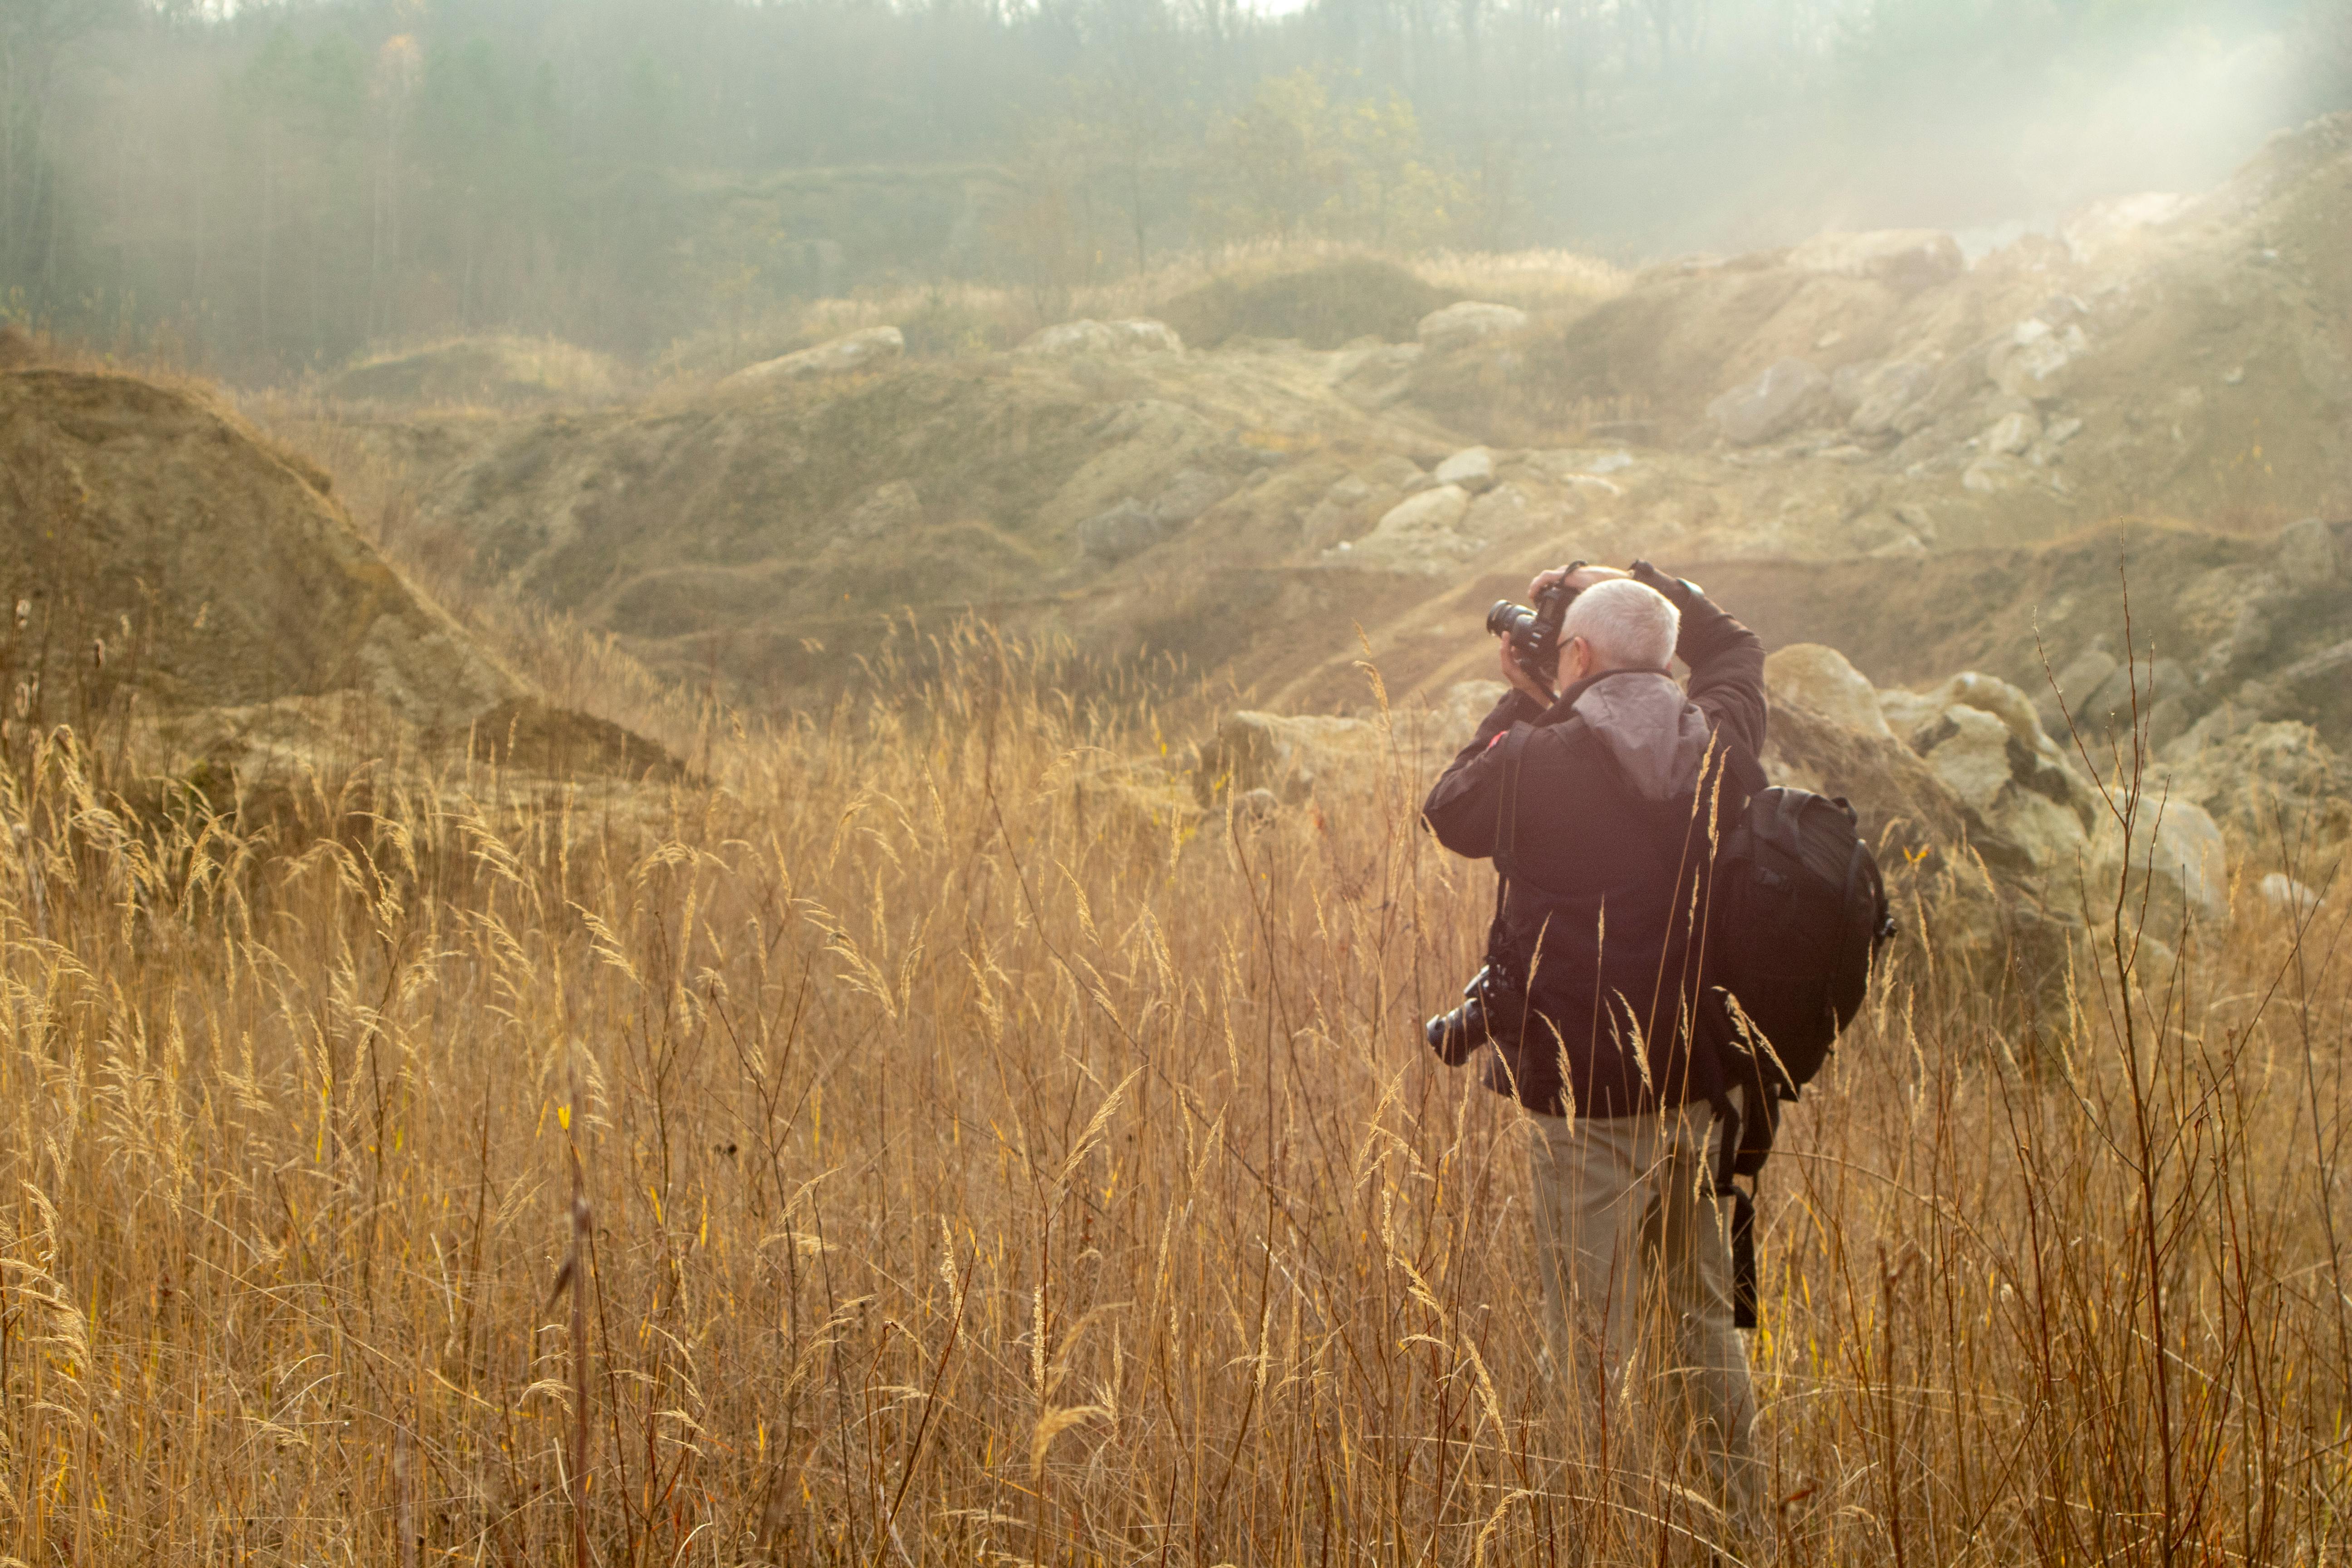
[0,616,2346,1567]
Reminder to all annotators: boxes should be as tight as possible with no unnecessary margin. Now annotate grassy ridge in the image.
[0,622,2345,1564]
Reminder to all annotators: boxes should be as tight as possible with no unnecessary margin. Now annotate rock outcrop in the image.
[1020,318,1184,357]
[1708,358,1831,445]
[1416,302,1529,353]
[724,325,905,387]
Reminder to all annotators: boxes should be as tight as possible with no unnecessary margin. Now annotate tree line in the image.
[2,0,2342,380]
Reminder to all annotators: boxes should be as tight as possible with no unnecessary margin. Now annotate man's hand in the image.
[1499,638,1553,705]
[1529,562,1630,598]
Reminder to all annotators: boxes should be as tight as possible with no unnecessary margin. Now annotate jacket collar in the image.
[1536,665,1670,726]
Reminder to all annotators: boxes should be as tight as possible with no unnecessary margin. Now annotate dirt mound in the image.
[0,368,522,726]
[0,324,40,370]
[1156,258,1457,349]
[325,336,621,410]
[400,334,1456,705]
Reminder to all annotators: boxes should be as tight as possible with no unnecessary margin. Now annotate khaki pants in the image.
[1526,1100,1760,1529]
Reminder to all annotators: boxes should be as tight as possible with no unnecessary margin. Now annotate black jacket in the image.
[1422,561,1767,1118]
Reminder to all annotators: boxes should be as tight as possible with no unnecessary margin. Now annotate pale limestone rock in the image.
[2259,872,2321,916]
[1019,318,1184,356]
[724,326,903,387]
[1708,358,1831,445]
[1433,447,1498,493]
[1337,485,1478,573]
[1987,317,2088,400]
[1963,453,2034,492]
[1847,361,1938,436]
[1983,409,2040,455]
[2088,799,2229,927]
[1764,644,1894,740]
[1921,704,2016,813]
[1416,301,1529,353]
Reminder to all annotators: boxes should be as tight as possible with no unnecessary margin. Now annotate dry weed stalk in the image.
[0,617,2339,1565]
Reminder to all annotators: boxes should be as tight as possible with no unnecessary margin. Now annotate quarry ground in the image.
[263,116,2348,751]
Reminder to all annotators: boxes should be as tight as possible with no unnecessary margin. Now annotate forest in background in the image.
[4,0,2347,380]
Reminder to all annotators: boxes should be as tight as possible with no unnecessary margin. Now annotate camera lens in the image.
[1487,599,1534,640]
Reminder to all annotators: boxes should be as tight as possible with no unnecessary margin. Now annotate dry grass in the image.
[0,615,2347,1567]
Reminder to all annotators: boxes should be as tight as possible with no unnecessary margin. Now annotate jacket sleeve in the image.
[1421,687,1544,858]
[1631,559,1766,759]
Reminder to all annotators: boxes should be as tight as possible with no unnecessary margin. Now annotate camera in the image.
[1486,562,1583,689]
[1424,964,1521,1065]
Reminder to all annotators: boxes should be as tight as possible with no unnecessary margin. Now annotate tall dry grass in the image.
[0,620,2347,1565]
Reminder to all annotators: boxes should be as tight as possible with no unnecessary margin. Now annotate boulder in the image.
[839,480,923,541]
[1760,692,1973,863]
[1963,453,2034,493]
[1432,680,1509,752]
[725,326,905,387]
[1786,229,1965,290]
[1917,704,2019,813]
[1075,466,1236,562]
[1986,316,2088,401]
[1767,666,2088,1010]
[1195,710,1386,804]
[2158,720,2351,849]
[1300,456,1420,552]
[2087,799,2230,931]
[2234,640,2352,740]
[2075,656,2194,741]
[1707,358,1830,445]
[1982,409,2039,456]
[1432,446,1498,494]
[1416,301,1529,353]
[1019,318,1185,357]
[1845,361,1938,437]
[2276,517,2342,586]
[1884,671,2102,874]
[1076,499,1163,563]
[1764,644,1894,740]
[2042,647,2118,738]
[2259,873,2322,917]
[1333,485,1478,573]
[1065,759,1205,859]
[1149,466,1235,528]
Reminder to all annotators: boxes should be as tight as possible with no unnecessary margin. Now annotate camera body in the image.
[1486,564,1583,690]
[1424,963,1523,1065]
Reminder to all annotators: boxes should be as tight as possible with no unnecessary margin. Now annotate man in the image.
[1422,559,1768,1526]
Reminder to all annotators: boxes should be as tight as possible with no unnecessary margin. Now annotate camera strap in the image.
[1486,722,1535,979]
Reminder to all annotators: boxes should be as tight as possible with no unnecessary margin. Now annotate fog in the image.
[2,0,2342,378]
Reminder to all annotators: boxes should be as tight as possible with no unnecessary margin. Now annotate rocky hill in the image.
[302,116,2347,773]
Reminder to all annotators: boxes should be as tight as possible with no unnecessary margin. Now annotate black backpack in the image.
[1708,784,1897,1110]
[1705,779,1898,1326]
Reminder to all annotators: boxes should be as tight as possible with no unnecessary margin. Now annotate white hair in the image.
[1561,578,1679,671]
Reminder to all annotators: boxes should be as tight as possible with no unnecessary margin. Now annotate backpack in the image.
[1707,784,1897,1112]
[1704,780,1898,1326]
